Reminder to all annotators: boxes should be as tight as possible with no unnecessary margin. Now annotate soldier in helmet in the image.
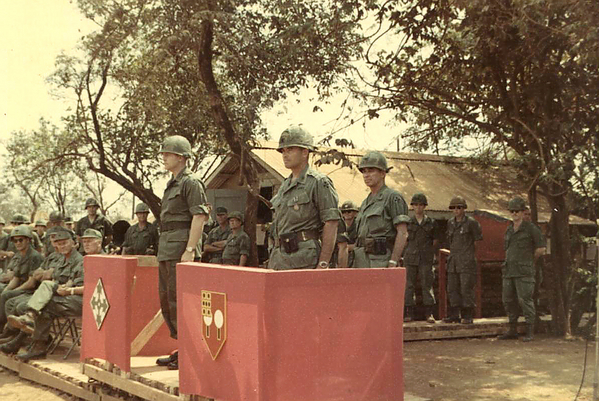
[76,198,113,253]
[203,207,231,264]
[155,135,209,370]
[268,125,340,270]
[352,151,410,269]
[221,211,250,266]
[1,214,42,257]
[64,216,75,232]
[444,196,483,324]
[403,193,439,323]
[498,197,546,342]
[34,220,47,239]
[339,201,359,267]
[121,203,159,255]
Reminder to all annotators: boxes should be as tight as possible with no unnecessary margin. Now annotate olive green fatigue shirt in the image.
[76,214,113,250]
[446,216,483,273]
[503,221,545,278]
[158,167,209,262]
[6,247,44,284]
[352,185,410,268]
[268,165,341,270]
[346,220,358,244]
[205,225,231,263]
[222,230,250,265]
[122,223,159,255]
[404,215,438,266]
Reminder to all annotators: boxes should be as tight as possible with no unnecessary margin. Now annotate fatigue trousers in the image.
[0,288,31,329]
[447,272,476,308]
[6,293,33,317]
[405,263,436,307]
[502,276,536,324]
[159,260,178,339]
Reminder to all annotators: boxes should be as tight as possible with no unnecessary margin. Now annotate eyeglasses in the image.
[449,206,464,210]
[341,210,354,214]
[509,210,521,214]
[12,238,27,243]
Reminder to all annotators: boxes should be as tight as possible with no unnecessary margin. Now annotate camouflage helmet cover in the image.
[160,135,192,159]
[85,198,100,209]
[228,211,244,224]
[277,125,315,152]
[508,196,527,211]
[135,203,150,213]
[49,211,64,222]
[340,200,359,212]
[358,151,392,173]
[411,193,428,206]
[10,224,33,239]
[11,213,29,224]
[449,196,468,209]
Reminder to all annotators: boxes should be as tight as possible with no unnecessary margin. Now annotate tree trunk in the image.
[545,188,572,336]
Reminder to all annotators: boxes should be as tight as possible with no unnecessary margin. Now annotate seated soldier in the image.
[221,212,250,266]
[0,228,70,344]
[0,226,43,333]
[0,227,87,357]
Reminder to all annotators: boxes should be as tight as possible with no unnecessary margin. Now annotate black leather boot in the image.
[16,340,47,362]
[523,324,534,342]
[498,322,519,340]
[403,306,414,323]
[460,307,474,324]
[442,307,460,323]
[156,351,178,367]
[0,332,27,355]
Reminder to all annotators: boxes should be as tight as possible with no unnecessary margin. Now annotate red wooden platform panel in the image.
[178,264,406,401]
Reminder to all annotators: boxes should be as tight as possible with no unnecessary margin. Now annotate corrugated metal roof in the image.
[205,141,594,226]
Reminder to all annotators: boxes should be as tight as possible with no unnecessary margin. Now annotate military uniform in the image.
[222,230,250,265]
[205,225,231,263]
[352,185,410,268]
[158,166,208,339]
[404,215,438,308]
[76,214,113,251]
[503,221,545,325]
[268,165,340,270]
[446,215,482,317]
[122,223,159,255]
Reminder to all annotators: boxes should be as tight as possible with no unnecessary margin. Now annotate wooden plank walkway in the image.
[0,317,533,401]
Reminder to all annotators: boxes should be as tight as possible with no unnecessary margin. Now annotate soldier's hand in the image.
[42,269,53,280]
[181,250,194,262]
[32,268,44,281]
[5,251,14,258]
[56,286,70,297]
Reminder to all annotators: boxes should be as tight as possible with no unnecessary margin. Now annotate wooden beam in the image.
[130,310,164,356]
[20,362,99,401]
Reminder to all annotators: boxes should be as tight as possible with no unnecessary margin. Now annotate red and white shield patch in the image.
[201,290,227,360]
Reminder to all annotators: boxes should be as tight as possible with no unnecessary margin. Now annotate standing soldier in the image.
[121,203,159,255]
[155,135,208,370]
[76,198,113,251]
[403,193,438,323]
[352,151,410,269]
[339,201,359,267]
[34,220,47,239]
[221,211,250,266]
[498,197,546,342]
[203,207,231,264]
[268,125,340,270]
[65,216,75,232]
[444,196,483,324]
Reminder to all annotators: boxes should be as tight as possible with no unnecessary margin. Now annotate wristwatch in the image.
[318,261,330,269]
[185,246,194,253]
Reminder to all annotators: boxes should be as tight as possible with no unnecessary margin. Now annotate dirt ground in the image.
[0,335,595,401]
[404,334,595,401]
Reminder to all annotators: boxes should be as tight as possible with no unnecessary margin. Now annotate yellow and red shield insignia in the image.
[201,290,227,360]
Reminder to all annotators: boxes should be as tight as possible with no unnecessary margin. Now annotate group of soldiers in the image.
[0,126,547,366]
[0,208,106,361]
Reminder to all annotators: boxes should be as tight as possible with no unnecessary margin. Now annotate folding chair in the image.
[47,316,81,359]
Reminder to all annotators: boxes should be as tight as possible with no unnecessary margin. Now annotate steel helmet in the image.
[411,193,428,206]
[10,224,33,239]
[11,213,30,225]
[228,211,244,224]
[135,203,150,213]
[508,197,527,211]
[340,200,359,212]
[358,151,391,173]
[160,135,192,158]
[84,198,100,209]
[49,211,64,222]
[449,196,467,209]
[277,125,315,152]
[35,219,47,227]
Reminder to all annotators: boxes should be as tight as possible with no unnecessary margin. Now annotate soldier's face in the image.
[136,212,148,223]
[55,238,75,255]
[83,238,102,254]
[216,213,228,225]
[451,206,465,218]
[281,147,307,170]
[162,152,184,172]
[87,206,99,216]
[412,203,426,214]
[523,209,532,222]
[12,236,29,252]
[35,226,45,235]
[361,167,385,189]
[342,210,357,224]
[510,210,524,223]
[229,218,242,230]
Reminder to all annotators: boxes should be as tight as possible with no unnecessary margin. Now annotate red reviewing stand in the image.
[80,255,177,372]
[178,264,406,401]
